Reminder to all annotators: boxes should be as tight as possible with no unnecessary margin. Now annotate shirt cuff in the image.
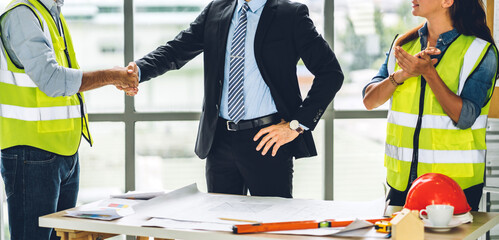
[65,69,83,96]
[299,124,309,131]
[137,64,142,82]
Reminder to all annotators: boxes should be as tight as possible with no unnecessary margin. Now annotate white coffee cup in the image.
[419,204,454,227]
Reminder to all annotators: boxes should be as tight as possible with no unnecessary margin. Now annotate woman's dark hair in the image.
[396,0,495,47]
[449,0,494,44]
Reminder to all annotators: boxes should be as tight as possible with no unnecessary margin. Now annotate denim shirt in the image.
[0,0,83,97]
[363,23,498,129]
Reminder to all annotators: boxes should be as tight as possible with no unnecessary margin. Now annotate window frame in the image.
[85,0,389,202]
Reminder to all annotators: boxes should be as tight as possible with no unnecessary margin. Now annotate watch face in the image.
[290,120,299,130]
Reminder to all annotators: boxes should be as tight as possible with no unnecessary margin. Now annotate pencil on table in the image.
[219,217,260,223]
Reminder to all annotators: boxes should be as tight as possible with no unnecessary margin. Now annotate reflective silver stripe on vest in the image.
[458,38,488,96]
[0,45,8,70]
[387,47,396,75]
[0,70,38,87]
[0,104,84,121]
[386,144,485,164]
[388,110,487,130]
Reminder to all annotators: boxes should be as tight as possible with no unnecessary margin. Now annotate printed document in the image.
[135,183,387,236]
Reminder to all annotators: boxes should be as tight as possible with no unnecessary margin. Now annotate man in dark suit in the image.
[127,0,343,198]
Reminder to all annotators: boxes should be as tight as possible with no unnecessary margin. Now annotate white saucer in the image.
[423,218,463,232]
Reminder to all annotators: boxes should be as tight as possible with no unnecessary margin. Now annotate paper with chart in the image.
[136,183,386,235]
[66,198,142,221]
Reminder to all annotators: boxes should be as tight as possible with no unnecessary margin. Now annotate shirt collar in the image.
[237,0,267,13]
[418,22,459,46]
[39,0,57,11]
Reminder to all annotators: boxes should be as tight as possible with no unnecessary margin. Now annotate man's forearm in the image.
[79,70,115,92]
[79,67,138,93]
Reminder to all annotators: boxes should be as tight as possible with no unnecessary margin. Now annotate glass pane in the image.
[136,121,325,199]
[282,1,326,200]
[333,0,420,110]
[334,119,387,200]
[78,123,125,204]
[294,121,325,200]
[135,121,206,191]
[133,1,208,112]
[64,2,125,113]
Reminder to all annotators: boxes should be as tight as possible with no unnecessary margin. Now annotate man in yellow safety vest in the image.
[0,0,138,239]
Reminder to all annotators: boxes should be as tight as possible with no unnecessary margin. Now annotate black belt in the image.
[222,114,279,131]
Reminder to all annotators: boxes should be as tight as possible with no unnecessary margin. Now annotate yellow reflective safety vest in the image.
[385,35,496,191]
[0,0,92,156]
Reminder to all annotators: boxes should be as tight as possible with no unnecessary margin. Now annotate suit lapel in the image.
[254,0,278,53]
[254,0,278,88]
[217,0,237,61]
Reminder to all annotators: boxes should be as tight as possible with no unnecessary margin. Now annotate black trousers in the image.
[386,183,484,211]
[206,118,294,198]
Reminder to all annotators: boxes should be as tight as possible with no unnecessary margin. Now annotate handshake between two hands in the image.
[113,62,139,96]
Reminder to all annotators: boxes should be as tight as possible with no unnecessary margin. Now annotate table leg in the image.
[54,229,117,240]
[56,230,69,240]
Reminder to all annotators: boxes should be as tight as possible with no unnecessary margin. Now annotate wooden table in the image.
[39,210,499,240]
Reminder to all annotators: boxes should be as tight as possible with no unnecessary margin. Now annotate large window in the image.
[332,0,418,201]
[65,1,125,113]
[333,0,420,110]
[0,0,451,238]
[132,0,327,199]
[63,2,127,205]
[134,0,208,112]
[333,119,386,200]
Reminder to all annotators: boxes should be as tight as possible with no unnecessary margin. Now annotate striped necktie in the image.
[228,3,250,123]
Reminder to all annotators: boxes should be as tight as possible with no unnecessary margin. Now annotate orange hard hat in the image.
[404,173,471,214]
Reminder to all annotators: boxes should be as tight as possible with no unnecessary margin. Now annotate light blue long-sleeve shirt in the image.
[219,0,278,121]
[0,0,82,97]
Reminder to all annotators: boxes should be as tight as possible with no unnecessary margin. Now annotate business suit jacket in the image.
[136,0,344,159]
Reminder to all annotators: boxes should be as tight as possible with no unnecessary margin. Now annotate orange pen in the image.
[232,218,391,234]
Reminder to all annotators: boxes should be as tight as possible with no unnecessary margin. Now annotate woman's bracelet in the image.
[389,72,403,86]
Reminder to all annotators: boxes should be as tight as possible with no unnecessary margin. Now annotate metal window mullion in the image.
[334,110,388,119]
[124,1,135,240]
[324,0,334,201]
[124,0,135,194]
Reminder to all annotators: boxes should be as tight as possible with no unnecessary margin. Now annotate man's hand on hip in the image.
[254,119,300,157]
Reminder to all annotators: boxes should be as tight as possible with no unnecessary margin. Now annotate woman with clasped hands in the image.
[362,0,499,211]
